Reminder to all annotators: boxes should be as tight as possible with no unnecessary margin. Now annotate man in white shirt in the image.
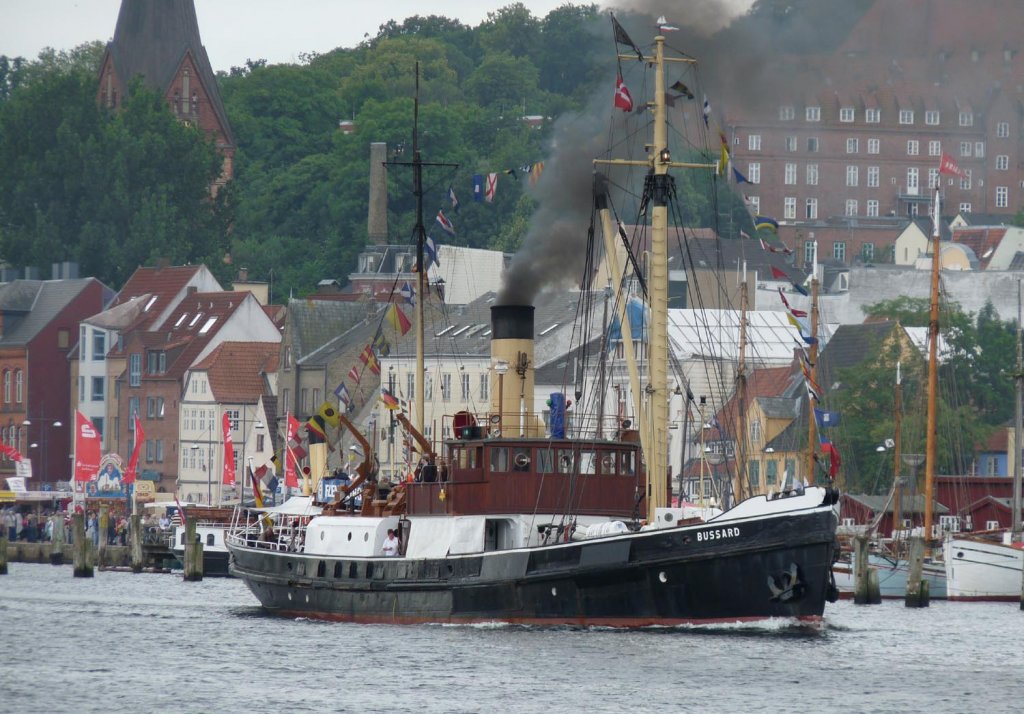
[382,528,400,557]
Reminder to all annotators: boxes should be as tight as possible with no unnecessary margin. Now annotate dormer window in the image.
[805,106,821,122]
[189,312,203,328]
[839,107,854,122]
[144,295,157,312]
[779,105,795,121]
[198,317,217,334]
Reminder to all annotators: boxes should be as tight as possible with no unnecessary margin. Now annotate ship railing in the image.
[440,410,634,443]
[226,507,309,553]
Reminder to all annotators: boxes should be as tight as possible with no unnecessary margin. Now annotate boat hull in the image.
[228,507,837,626]
[833,554,947,599]
[944,537,1024,601]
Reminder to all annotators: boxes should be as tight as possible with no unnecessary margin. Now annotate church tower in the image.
[96,0,235,186]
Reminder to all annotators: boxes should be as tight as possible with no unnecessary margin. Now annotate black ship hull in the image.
[228,507,838,626]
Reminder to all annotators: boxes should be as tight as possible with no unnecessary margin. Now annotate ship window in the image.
[578,450,596,474]
[490,447,509,472]
[454,447,467,468]
[317,561,326,577]
[621,451,635,476]
[601,452,617,475]
[469,447,481,469]
[349,562,357,578]
[206,534,215,546]
[558,449,574,473]
[512,447,530,471]
[536,448,554,473]
[334,562,344,578]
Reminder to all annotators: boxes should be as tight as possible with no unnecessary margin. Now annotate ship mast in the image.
[1012,280,1022,539]
[595,32,714,520]
[924,187,941,540]
[735,265,749,503]
[806,251,820,485]
[412,66,426,435]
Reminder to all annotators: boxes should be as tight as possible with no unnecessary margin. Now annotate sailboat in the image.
[943,283,1024,601]
[224,20,840,626]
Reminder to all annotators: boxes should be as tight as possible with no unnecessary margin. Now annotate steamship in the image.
[225,21,841,626]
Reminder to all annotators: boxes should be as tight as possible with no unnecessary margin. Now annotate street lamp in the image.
[23,418,62,484]
[190,443,211,504]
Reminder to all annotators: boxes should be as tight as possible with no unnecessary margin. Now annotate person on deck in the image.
[382,529,400,557]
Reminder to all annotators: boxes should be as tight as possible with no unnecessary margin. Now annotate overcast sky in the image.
[3,0,580,71]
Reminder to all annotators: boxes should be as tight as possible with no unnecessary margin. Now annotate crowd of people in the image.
[2,507,139,546]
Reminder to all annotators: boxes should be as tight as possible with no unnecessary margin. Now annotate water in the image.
[1,563,1021,714]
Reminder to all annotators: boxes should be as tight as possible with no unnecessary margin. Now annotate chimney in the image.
[490,305,535,437]
[367,142,389,245]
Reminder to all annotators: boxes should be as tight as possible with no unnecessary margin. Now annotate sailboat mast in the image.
[892,361,903,534]
[1012,280,1022,537]
[648,34,671,515]
[806,271,819,484]
[412,64,426,434]
[736,266,749,502]
[924,188,941,540]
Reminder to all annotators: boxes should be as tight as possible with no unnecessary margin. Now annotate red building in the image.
[725,0,1024,266]
[0,278,110,487]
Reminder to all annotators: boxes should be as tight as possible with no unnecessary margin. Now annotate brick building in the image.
[96,0,235,185]
[725,0,1024,267]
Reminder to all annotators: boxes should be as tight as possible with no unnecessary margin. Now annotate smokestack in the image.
[490,305,535,437]
[367,142,388,245]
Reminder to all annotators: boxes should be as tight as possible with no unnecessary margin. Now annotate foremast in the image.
[595,34,714,520]
[924,188,941,540]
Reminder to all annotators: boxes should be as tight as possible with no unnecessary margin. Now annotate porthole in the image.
[957,551,964,559]
[320,531,325,541]
[347,532,352,541]
[659,571,668,583]
[364,533,369,542]
[287,592,293,601]
[551,586,557,597]
[305,594,310,603]
[514,452,530,468]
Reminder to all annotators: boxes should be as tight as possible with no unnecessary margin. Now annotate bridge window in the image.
[490,447,509,472]
[558,449,574,473]
[579,450,596,474]
[536,448,554,473]
[600,452,617,475]
[621,451,635,476]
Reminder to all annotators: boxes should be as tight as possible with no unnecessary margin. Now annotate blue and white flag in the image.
[472,174,485,202]
[702,95,711,128]
[814,408,841,428]
[436,210,456,237]
[447,185,460,213]
[334,382,351,406]
[399,280,415,306]
[425,235,441,269]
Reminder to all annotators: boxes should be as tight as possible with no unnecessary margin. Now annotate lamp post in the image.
[189,442,212,504]
[238,415,264,506]
[23,418,63,485]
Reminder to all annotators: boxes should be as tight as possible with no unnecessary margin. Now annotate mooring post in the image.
[183,518,203,581]
[0,534,8,575]
[72,512,93,578]
[97,506,109,568]
[49,515,65,565]
[129,514,143,573]
[904,535,929,608]
[853,534,880,604]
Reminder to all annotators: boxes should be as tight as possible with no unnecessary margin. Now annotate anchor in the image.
[767,563,806,603]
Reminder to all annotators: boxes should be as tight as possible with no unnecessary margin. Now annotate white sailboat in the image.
[943,283,1024,601]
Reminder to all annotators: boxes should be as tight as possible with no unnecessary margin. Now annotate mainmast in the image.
[1012,280,1022,538]
[806,256,820,485]
[735,266,749,503]
[891,361,903,534]
[412,66,426,434]
[595,28,714,520]
[924,188,941,540]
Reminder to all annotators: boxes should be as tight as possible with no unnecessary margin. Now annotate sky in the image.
[2,0,580,72]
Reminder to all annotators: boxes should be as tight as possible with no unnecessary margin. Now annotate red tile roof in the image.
[952,227,1007,269]
[111,265,202,330]
[159,292,252,377]
[192,341,279,403]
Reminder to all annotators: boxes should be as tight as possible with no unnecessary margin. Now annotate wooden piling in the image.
[97,506,109,568]
[183,518,203,581]
[0,535,7,575]
[904,535,930,608]
[129,514,143,573]
[72,512,93,578]
[853,535,881,604]
[49,515,65,565]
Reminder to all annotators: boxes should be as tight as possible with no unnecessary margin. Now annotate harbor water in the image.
[1,563,1021,713]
